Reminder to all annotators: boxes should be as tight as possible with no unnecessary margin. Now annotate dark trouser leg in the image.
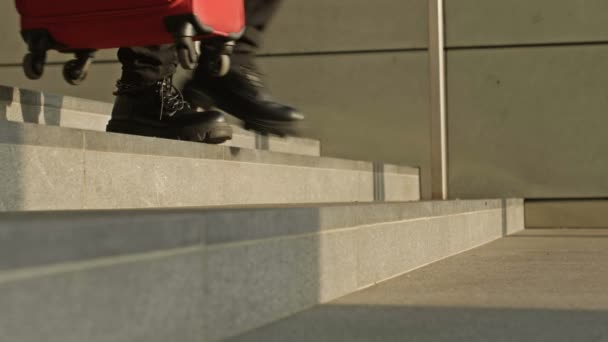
[184,0,303,136]
[233,0,284,65]
[117,44,178,83]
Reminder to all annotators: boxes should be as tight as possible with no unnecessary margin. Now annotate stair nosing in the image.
[0,199,509,272]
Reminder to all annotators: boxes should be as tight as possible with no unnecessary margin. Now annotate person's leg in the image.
[234,0,284,61]
[108,45,232,143]
[184,0,304,136]
[117,45,178,84]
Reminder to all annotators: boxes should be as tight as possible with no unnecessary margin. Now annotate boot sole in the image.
[242,118,302,137]
[185,87,302,137]
[106,119,233,145]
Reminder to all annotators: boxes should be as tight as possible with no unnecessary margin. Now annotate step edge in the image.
[0,199,524,272]
[0,120,419,174]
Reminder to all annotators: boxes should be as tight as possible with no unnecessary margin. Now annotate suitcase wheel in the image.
[177,45,198,70]
[63,53,94,86]
[63,60,88,86]
[200,41,233,77]
[23,53,46,80]
[207,54,231,77]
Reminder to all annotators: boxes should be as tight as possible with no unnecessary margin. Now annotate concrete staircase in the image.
[0,86,525,341]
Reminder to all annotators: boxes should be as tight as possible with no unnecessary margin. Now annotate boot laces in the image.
[114,78,189,120]
[157,77,189,119]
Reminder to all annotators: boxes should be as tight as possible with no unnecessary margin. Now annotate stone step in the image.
[0,199,524,342]
[0,85,321,157]
[0,120,419,211]
[228,227,607,342]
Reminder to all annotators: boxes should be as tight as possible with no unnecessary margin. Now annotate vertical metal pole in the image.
[428,0,448,200]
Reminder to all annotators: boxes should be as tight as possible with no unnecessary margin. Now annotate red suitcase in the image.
[15,0,245,84]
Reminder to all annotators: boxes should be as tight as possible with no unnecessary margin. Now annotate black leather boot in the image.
[183,61,304,137]
[107,78,233,144]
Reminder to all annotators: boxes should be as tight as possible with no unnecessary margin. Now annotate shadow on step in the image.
[17,88,62,126]
[0,85,12,121]
[0,207,325,342]
[0,91,23,210]
[0,86,64,211]
[0,201,518,341]
[0,85,63,126]
[228,305,608,342]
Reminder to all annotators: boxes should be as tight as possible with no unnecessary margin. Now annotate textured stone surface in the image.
[202,202,453,245]
[383,172,421,201]
[0,120,83,148]
[0,201,510,271]
[0,121,419,211]
[0,210,203,270]
[0,248,205,342]
[205,205,517,340]
[0,85,111,116]
[0,144,84,211]
[83,151,226,209]
[204,236,320,342]
[356,209,504,287]
[431,199,502,216]
[356,219,431,287]
[317,230,359,303]
[222,147,380,172]
[228,229,608,342]
[505,199,525,234]
[218,160,366,205]
[0,200,524,342]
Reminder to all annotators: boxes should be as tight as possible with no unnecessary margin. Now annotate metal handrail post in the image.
[428,0,448,200]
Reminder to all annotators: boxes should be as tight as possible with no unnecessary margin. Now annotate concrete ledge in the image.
[0,85,321,156]
[525,199,608,228]
[0,121,419,211]
[0,200,509,270]
[228,228,608,342]
[0,200,524,341]
[0,248,205,342]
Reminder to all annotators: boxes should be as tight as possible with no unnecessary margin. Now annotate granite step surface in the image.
[0,199,524,342]
[229,227,605,342]
[0,120,419,211]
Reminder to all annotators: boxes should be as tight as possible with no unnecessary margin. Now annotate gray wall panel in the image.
[262,0,428,53]
[447,45,608,198]
[446,0,608,47]
[258,52,430,197]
